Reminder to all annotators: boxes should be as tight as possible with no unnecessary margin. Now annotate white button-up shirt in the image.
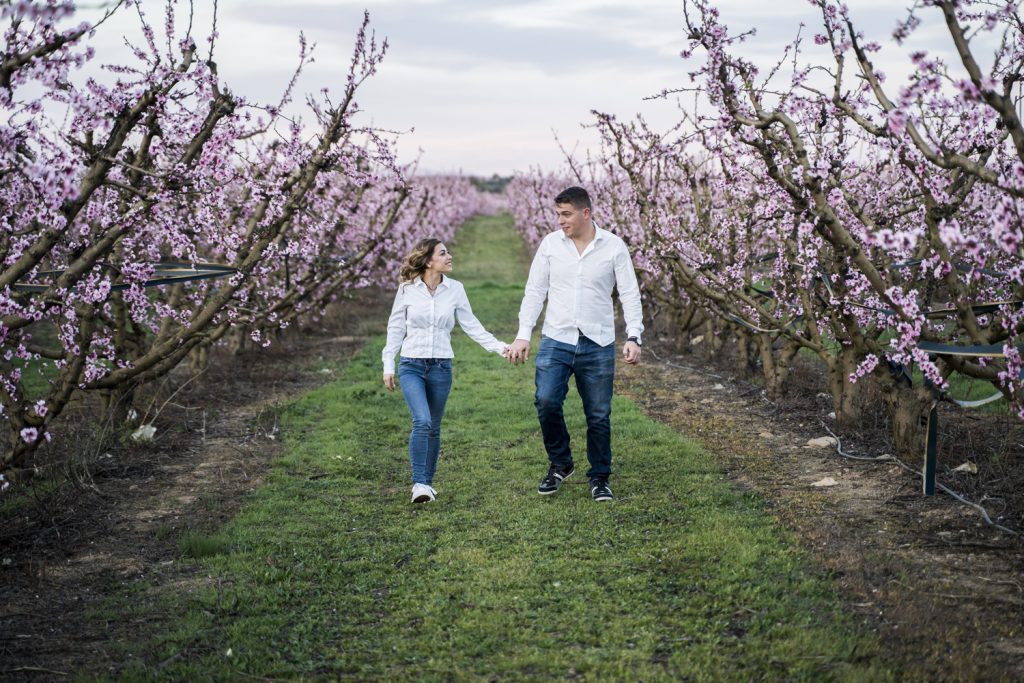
[382,276,507,374]
[516,227,644,346]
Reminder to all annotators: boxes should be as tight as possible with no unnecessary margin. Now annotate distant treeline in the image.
[470,175,513,194]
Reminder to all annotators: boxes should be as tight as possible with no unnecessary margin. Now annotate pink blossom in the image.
[886,108,907,135]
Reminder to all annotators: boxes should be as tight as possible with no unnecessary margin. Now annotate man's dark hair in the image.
[554,186,592,210]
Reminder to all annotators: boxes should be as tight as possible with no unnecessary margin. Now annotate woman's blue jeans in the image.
[398,357,452,485]
[534,335,615,479]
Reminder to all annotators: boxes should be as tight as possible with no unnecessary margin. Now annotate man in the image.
[508,186,643,502]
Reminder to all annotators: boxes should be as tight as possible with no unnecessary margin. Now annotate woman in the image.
[382,238,509,503]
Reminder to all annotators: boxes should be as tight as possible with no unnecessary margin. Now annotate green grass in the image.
[4,356,60,402]
[102,213,896,681]
[177,531,232,560]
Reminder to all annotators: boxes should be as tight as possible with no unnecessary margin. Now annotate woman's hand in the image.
[383,373,397,391]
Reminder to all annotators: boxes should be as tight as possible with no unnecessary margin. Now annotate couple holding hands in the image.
[382,187,644,503]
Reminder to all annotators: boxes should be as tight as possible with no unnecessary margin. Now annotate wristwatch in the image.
[627,336,642,347]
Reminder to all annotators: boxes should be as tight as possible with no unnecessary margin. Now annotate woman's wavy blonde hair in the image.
[399,237,442,283]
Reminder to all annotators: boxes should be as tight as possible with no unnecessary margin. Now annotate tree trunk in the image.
[827,346,863,429]
[672,303,699,354]
[189,344,210,373]
[701,319,723,361]
[876,374,934,457]
[99,385,137,426]
[762,339,800,399]
[735,333,758,378]
[227,326,248,356]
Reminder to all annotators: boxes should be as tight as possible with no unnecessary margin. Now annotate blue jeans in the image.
[534,335,615,479]
[398,357,452,485]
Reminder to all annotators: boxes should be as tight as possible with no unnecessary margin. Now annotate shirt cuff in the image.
[515,327,533,342]
[383,360,396,375]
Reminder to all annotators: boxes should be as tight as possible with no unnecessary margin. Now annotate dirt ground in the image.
[2,291,1023,681]
[0,291,390,680]
[618,340,1024,682]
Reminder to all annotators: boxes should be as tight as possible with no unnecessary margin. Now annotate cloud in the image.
[235,1,681,72]
[68,1,1001,175]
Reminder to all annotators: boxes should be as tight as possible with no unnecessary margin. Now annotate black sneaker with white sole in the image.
[590,478,613,502]
[537,464,574,495]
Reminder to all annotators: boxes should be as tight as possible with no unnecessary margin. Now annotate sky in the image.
[75,1,975,177]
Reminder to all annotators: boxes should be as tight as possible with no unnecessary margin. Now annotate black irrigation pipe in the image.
[646,343,1020,539]
[891,258,1008,279]
[11,262,237,294]
[820,423,1021,540]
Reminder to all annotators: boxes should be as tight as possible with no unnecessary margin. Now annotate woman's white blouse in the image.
[382,276,508,374]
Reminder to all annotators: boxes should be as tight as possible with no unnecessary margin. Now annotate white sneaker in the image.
[411,483,436,503]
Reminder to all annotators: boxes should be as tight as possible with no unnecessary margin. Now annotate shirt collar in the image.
[557,224,609,243]
[414,275,449,290]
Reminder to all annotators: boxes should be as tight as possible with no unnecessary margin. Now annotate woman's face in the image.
[426,243,453,274]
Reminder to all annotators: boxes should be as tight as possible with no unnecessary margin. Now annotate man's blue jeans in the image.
[398,357,452,485]
[534,335,615,479]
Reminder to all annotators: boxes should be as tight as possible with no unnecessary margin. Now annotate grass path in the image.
[110,214,897,681]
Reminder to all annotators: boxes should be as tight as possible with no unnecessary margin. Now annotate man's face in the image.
[555,202,590,239]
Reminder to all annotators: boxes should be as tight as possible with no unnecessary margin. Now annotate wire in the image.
[645,346,1021,540]
[820,423,1021,539]
[645,344,724,379]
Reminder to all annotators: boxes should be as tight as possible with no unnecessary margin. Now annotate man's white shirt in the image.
[516,227,644,347]
[382,276,507,374]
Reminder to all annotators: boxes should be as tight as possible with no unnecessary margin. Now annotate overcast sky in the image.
[78,1,974,176]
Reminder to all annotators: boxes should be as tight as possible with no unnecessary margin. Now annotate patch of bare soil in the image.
[617,341,1024,682]
[0,289,392,681]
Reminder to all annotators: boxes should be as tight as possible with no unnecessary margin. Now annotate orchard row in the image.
[510,0,1024,456]
[0,2,493,475]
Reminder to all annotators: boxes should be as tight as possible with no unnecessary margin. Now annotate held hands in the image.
[383,373,396,391]
[623,341,642,365]
[502,339,639,364]
[505,339,531,365]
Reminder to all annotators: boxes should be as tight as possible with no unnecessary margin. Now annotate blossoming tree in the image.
[0,1,487,475]
[509,0,1024,457]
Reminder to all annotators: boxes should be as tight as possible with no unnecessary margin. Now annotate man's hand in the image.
[508,338,531,364]
[623,341,642,365]
[383,373,397,391]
